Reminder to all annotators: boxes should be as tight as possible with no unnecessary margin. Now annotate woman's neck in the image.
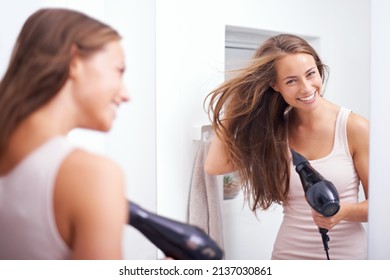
[0,94,76,175]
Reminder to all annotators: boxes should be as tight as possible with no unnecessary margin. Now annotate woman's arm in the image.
[55,150,127,259]
[204,132,236,175]
[344,112,369,221]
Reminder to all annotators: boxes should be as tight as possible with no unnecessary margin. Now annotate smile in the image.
[111,103,119,115]
[298,91,316,102]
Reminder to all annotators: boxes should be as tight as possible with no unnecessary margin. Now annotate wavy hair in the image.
[0,8,121,157]
[205,34,328,211]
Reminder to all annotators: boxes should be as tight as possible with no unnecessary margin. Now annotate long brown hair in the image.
[0,8,121,157]
[205,34,327,211]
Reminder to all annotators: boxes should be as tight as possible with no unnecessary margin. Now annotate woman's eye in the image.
[286,79,296,85]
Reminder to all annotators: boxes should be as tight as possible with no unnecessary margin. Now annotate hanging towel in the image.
[188,136,224,251]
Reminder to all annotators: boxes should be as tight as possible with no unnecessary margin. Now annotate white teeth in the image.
[298,92,316,101]
[111,103,118,111]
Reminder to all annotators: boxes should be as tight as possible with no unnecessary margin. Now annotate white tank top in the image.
[0,137,74,259]
[272,107,367,259]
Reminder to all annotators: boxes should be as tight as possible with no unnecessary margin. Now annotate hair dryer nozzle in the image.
[128,201,224,260]
[291,149,308,169]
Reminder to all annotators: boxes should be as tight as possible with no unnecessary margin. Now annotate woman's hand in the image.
[311,210,341,230]
[312,200,368,231]
[311,203,348,230]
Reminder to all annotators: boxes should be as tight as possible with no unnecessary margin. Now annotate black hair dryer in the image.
[127,201,224,260]
[290,149,340,260]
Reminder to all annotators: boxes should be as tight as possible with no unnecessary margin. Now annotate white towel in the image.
[188,139,224,251]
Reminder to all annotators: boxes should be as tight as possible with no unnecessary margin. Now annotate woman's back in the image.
[0,137,73,259]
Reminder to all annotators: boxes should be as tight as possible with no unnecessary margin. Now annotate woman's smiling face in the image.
[71,40,129,131]
[272,53,323,111]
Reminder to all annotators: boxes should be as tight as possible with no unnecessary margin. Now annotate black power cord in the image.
[319,228,330,260]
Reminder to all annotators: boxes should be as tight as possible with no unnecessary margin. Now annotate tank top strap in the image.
[334,107,352,157]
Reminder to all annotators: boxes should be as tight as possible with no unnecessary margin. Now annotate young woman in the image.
[0,8,129,259]
[204,34,369,259]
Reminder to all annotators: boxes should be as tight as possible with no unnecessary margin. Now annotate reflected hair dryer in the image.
[127,201,224,260]
[290,149,340,260]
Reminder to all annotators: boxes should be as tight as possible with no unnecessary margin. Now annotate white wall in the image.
[0,0,41,77]
[156,0,371,259]
[369,0,390,259]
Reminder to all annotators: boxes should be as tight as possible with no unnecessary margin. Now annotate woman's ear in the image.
[270,83,279,93]
[69,45,81,80]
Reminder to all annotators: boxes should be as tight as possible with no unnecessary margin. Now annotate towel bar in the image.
[192,124,213,141]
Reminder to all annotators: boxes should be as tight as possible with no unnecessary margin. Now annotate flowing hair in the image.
[0,8,121,157]
[205,34,328,211]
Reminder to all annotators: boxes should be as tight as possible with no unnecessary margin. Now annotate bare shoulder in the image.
[65,149,123,176]
[55,149,127,258]
[57,148,126,203]
[347,111,369,136]
[347,111,370,154]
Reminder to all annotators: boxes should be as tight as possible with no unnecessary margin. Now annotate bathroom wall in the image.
[369,0,390,259]
[0,1,40,76]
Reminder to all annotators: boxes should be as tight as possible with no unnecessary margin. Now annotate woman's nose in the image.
[120,85,130,103]
[300,79,312,92]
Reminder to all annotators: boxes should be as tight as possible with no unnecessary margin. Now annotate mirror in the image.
[156,0,371,260]
[218,24,370,259]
